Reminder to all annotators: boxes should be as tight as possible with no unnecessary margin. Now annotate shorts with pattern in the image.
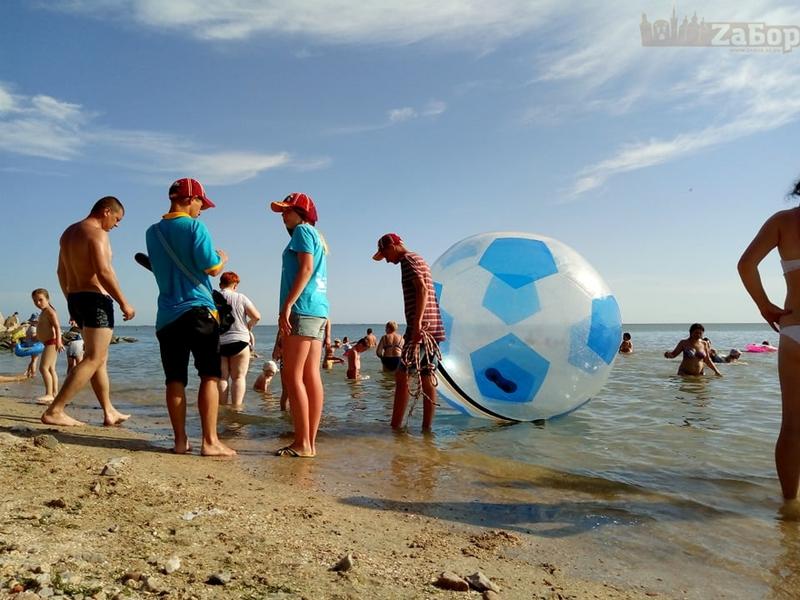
[67,292,115,329]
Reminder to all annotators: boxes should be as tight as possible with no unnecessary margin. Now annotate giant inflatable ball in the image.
[432,232,621,422]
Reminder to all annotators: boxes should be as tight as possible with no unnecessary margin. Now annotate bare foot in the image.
[201,440,237,457]
[779,500,800,521]
[35,395,54,405]
[172,441,193,454]
[103,409,131,427]
[41,410,85,427]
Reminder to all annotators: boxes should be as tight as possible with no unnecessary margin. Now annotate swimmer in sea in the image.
[618,332,633,354]
[664,323,722,376]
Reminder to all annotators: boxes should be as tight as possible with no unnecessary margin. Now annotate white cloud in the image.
[0,83,324,184]
[328,100,447,135]
[569,56,800,196]
[388,107,417,123]
[422,100,447,117]
[52,0,562,45]
[534,2,800,196]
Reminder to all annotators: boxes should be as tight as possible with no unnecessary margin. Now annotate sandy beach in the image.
[0,388,668,600]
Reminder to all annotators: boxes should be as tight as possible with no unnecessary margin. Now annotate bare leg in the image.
[165,380,191,454]
[777,336,800,500]
[279,368,289,411]
[197,376,236,457]
[42,327,115,426]
[421,373,437,432]
[391,369,410,429]
[218,356,231,404]
[89,356,130,426]
[302,340,324,454]
[228,347,251,406]
[281,336,315,456]
[36,345,58,403]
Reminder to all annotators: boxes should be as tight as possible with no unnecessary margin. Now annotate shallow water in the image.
[1,323,797,597]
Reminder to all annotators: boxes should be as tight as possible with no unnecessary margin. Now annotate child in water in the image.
[323,346,344,370]
[31,288,63,403]
[345,338,370,380]
[618,332,633,354]
[253,360,279,393]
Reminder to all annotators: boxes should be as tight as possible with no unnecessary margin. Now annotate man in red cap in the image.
[373,233,445,431]
[144,178,236,457]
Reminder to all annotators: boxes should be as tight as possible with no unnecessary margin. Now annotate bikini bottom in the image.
[780,325,800,344]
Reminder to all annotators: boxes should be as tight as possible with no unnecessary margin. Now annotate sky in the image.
[1,1,800,326]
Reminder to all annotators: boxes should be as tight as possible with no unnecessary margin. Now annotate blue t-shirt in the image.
[145,213,222,331]
[280,223,329,318]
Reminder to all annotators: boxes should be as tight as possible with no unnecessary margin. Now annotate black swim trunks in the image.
[67,292,115,329]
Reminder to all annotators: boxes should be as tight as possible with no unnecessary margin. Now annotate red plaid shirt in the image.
[400,252,445,343]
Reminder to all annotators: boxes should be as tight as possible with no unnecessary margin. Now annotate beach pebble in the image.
[143,575,162,593]
[466,571,500,593]
[121,571,142,584]
[44,498,67,509]
[59,572,82,587]
[330,553,354,572]
[11,592,41,600]
[206,571,232,586]
[33,435,59,450]
[163,556,181,574]
[434,572,470,591]
[483,591,500,600]
[37,586,54,597]
[101,457,129,477]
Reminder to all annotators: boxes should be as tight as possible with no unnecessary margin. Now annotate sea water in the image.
[0,323,796,598]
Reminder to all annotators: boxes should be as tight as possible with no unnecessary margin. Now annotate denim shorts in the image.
[289,313,327,341]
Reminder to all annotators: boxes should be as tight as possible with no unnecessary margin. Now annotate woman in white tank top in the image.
[217,271,261,406]
[739,177,800,507]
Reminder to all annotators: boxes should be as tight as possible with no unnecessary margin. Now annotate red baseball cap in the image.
[270,192,318,225]
[169,178,215,210]
[372,233,403,260]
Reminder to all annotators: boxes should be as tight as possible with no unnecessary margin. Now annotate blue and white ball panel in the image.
[433,232,621,422]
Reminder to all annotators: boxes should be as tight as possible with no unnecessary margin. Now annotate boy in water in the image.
[344,337,370,380]
[31,288,63,404]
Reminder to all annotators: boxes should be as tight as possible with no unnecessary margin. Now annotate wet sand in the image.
[0,390,664,599]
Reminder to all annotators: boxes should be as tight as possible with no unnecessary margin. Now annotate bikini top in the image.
[684,347,707,360]
[782,258,800,274]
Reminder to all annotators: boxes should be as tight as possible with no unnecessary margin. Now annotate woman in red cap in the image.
[270,193,329,457]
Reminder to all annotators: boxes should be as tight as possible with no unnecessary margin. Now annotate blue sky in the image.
[2,1,799,326]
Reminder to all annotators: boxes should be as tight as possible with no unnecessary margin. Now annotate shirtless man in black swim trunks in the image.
[42,196,135,427]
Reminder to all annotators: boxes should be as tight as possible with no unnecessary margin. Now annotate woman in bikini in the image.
[376,320,404,372]
[664,323,722,376]
[739,177,800,502]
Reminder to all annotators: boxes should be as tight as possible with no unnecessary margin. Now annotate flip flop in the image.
[275,446,313,458]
